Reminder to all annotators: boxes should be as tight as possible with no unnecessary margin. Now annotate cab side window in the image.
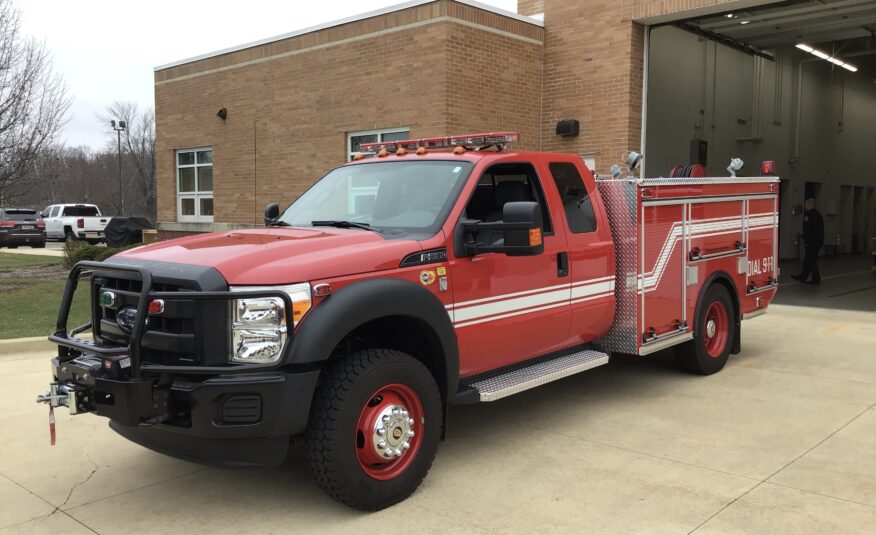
[548,162,597,233]
[464,163,552,233]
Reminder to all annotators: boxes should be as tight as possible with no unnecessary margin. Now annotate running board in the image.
[462,350,610,403]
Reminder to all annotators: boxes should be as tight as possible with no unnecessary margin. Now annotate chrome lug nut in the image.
[384,448,394,456]
[377,427,386,436]
[407,429,415,437]
[382,415,390,423]
[392,408,400,415]
[408,418,415,425]
[402,441,410,449]
[377,440,387,449]
[394,448,402,457]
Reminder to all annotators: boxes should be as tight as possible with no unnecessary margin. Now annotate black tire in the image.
[305,348,441,510]
[65,230,77,242]
[7,245,17,249]
[675,284,736,375]
[32,242,46,249]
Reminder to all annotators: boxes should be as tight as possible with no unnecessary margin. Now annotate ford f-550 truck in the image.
[38,132,778,510]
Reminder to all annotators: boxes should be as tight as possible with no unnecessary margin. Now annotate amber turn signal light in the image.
[529,228,542,247]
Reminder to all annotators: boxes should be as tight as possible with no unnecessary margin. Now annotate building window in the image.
[176,148,213,222]
[346,128,409,212]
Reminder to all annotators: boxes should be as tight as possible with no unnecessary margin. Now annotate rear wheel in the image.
[305,348,441,510]
[676,284,736,375]
[32,242,46,249]
[65,230,77,242]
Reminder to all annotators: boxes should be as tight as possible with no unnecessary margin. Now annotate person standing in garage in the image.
[792,198,824,286]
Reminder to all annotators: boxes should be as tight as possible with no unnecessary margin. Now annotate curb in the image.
[0,336,54,357]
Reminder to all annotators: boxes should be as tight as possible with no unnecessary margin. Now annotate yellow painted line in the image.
[822,321,857,334]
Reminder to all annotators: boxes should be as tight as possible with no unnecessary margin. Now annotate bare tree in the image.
[98,101,156,218]
[0,0,71,205]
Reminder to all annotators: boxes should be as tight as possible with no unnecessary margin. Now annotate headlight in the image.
[229,283,312,364]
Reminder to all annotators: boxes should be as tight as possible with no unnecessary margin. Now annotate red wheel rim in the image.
[355,383,424,480]
[703,301,729,358]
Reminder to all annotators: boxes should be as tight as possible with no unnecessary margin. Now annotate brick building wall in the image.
[154,0,543,228]
[154,0,769,229]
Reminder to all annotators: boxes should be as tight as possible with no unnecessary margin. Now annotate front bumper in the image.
[49,356,320,467]
[42,260,318,468]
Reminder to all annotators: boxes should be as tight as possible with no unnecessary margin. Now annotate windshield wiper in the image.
[268,220,291,226]
[311,220,377,232]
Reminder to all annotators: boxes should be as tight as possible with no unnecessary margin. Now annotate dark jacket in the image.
[803,208,824,248]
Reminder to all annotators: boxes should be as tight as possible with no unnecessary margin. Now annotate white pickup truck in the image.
[41,204,111,243]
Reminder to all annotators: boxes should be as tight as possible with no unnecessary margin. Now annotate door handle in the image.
[557,252,569,277]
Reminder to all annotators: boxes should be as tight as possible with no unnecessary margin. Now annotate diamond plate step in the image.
[467,350,609,402]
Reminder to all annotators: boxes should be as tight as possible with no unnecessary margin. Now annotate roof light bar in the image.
[359,132,518,154]
[796,43,857,73]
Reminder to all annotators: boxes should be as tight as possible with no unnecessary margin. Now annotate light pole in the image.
[111,119,127,213]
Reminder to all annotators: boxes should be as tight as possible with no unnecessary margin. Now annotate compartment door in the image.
[641,203,685,341]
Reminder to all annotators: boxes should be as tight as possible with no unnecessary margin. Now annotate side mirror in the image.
[264,203,280,225]
[463,201,544,257]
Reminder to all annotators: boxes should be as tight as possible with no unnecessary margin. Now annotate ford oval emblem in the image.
[116,307,147,333]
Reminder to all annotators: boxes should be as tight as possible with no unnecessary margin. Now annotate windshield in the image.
[5,210,39,221]
[277,160,472,237]
[63,206,100,217]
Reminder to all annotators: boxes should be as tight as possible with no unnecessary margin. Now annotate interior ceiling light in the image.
[796,43,858,72]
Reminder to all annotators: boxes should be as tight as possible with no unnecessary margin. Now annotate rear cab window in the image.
[548,162,597,233]
[62,206,100,217]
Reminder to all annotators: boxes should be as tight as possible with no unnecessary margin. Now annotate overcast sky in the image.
[18,0,517,150]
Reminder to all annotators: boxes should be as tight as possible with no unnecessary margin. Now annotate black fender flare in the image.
[696,270,742,354]
[288,278,459,396]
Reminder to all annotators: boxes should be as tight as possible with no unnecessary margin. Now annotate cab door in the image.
[447,161,571,378]
[543,159,616,343]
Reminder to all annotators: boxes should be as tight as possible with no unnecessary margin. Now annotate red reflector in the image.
[0,221,14,227]
[148,299,165,315]
[36,220,45,228]
[76,218,84,228]
[761,160,775,175]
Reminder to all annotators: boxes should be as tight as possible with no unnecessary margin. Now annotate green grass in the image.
[0,252,61,269]
[0,279,91,339]
[0,252,88,339]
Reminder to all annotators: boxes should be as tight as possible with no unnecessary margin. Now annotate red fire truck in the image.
[38,133,778,510]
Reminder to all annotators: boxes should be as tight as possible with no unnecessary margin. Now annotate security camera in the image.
[727,158,744,178]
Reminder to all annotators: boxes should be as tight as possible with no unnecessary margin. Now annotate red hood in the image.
[117,228,422,285]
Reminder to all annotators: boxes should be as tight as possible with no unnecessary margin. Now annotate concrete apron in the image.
[0,336,55,359]
[0,248,63,257]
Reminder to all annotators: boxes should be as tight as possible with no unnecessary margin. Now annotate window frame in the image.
[176,147,214,223]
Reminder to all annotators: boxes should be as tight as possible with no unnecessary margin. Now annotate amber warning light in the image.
[360,132,518,155]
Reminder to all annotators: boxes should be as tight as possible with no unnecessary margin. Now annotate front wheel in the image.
[305,349,442,510]
[675,284,736,375]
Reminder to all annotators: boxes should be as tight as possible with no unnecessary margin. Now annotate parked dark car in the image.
[0,208,46,248]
